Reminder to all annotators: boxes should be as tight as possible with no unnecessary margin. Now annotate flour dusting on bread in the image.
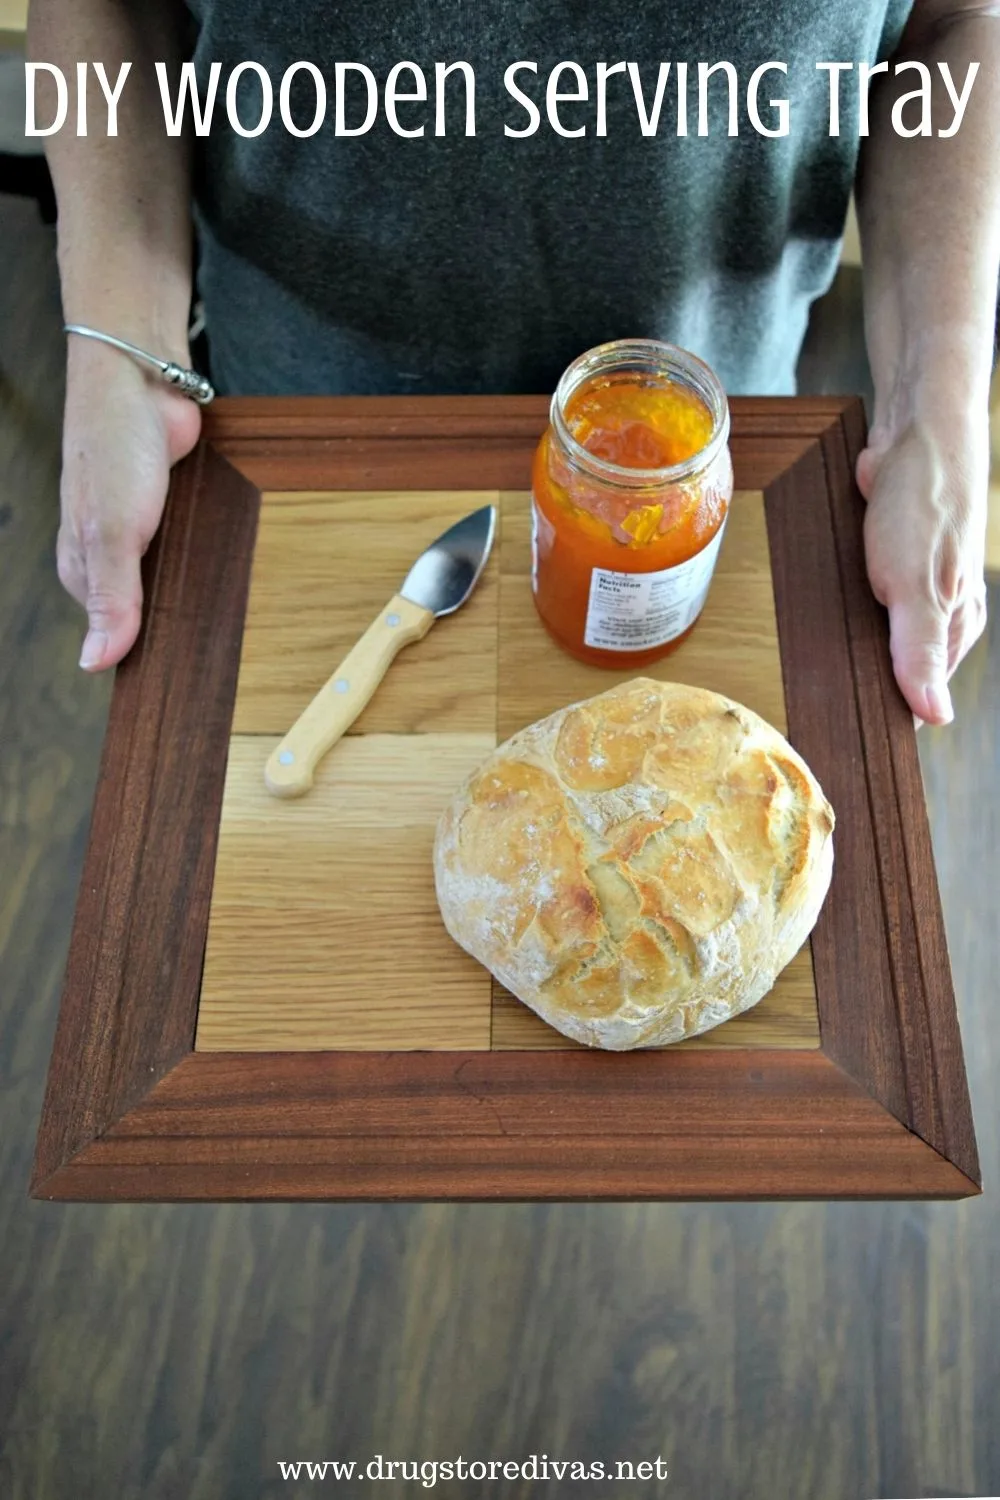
[434,678,834,1050]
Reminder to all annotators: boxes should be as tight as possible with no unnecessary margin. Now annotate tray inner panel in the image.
[195,488,819,1052]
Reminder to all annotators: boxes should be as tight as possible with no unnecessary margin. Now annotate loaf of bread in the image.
[434,678,834,1049]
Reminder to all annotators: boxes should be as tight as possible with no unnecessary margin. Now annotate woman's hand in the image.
[31,0,198,669]
[58,336,202,671]
[850,0,998,727]
[856,407,989,725]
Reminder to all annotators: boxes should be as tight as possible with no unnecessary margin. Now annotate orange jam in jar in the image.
[531,339,733,666]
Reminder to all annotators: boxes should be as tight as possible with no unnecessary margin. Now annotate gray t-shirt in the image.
[183,1,912,397]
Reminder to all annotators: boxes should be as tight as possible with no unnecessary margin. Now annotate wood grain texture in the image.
[36,1129,972,1202]
[765,438,907,1119]
[491,946,819,1050]
[31,394,978,1201]
[263,590,437,796]
[9,214,998,1499]
[496,488,786,739]
[197,735,494,1050]
[827,406,978,1184]
[99,1046,865,1139]
[202,396,826,492]
[39,1052,974,1201]
[203,484,820,1055]
[31,442,260,1186]
[489,485,817,1052]
[233,489,499,735]
[202,394,868,443]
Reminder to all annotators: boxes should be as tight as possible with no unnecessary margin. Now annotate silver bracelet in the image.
[64,324,215,404]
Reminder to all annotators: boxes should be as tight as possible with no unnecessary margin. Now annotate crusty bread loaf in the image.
[434,678,834,1049]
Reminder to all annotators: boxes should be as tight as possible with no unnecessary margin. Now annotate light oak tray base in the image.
[195,487,821,1054]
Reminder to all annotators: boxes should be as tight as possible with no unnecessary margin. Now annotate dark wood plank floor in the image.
[1,193,997,1500]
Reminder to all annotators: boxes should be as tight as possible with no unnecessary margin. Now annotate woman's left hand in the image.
[856,407,989,725]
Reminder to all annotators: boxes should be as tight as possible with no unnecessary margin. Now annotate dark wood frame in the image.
[31,397,980,1201]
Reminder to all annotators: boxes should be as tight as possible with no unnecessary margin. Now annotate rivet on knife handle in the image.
[264,594,434,798]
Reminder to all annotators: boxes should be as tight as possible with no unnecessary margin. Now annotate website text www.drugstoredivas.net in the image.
[277,1454,669,1486]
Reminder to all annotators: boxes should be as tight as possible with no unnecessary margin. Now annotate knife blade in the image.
[264,504,497,798]
[398,504,496,615]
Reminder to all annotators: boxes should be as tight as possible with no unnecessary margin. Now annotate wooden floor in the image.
[1,195,998,1500]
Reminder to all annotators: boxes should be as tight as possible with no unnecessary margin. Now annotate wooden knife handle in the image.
[264,593,434,798]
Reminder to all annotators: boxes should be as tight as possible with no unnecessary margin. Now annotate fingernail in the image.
[79,630,108,670]
[925,683,953,725]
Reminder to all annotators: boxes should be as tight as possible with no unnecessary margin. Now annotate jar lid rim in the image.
[550,339,730,487]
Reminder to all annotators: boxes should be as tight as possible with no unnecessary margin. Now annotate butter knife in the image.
[264,503,497,797]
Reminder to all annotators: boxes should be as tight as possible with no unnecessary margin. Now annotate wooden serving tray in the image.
[32,397,979,1201]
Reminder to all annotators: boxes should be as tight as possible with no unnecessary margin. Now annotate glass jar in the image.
[531,339,733,667]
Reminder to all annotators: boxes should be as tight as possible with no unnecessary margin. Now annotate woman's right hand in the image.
[58,335,203,672]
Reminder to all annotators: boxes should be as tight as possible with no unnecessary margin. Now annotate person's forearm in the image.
[857,6,1000,441]
[28,0,195,365]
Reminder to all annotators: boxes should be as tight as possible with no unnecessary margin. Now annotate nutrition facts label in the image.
[583,522,727,651]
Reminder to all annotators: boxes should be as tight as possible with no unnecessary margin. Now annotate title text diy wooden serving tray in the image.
[32,397,979,1201]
